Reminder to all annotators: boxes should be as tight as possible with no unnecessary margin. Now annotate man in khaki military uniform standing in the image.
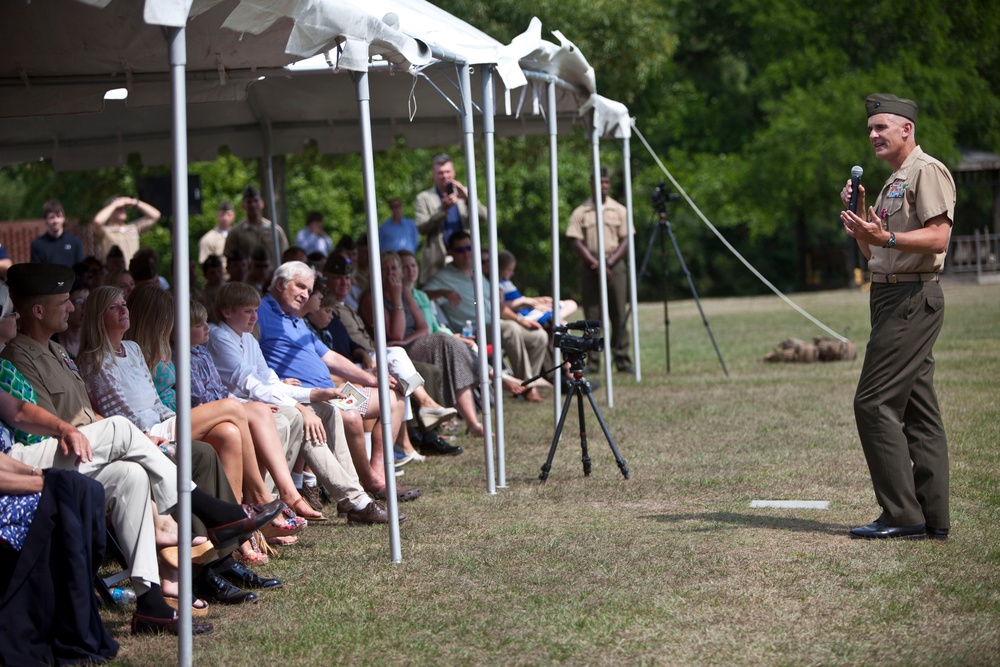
[839,93,955,540]
[566,167,634,374]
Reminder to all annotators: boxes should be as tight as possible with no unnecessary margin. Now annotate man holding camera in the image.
[567,167,634,374]
[414,153,487,286]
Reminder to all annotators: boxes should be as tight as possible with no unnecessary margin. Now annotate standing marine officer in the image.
[839,93,955,540]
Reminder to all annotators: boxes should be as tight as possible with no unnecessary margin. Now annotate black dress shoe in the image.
[849,519,926,540]
[219,561,283,590]
[419,436,463,457]
[207,498,285,549]
[926,526,949,540]
[616,363,635,374]
[195,568,260,604]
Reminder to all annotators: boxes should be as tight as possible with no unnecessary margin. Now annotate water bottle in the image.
[111,586,136,605]
[462,320,474,339]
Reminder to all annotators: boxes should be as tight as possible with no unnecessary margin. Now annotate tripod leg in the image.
[539,387,578,483]
[583,389,630,480]
[577,389,591,476]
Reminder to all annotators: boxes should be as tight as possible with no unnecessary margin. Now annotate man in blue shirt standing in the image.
[378,198,419,255]
[30,199,83,267]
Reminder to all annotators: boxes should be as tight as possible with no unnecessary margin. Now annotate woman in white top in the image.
[76,287,295,550]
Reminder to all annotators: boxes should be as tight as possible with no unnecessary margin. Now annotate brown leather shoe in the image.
[300,484,324,511]
[344,500,406,526]
[372,484,422,503]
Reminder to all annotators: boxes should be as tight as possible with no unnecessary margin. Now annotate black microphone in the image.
[849,165,863,214]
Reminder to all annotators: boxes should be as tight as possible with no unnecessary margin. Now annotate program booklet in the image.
[331,382,366,411]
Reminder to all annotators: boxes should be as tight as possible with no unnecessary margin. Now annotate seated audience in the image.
[0,267,277,608]
[104,267,136,300]
[53,277,89,359]
[189,299,323,523]
[361,251,486,436]
[0,457,119,661]
[254,262,416,500]
[497,249,577,326]
[424,232,550,402]
[77,285,293,566]
[209,281,398,523]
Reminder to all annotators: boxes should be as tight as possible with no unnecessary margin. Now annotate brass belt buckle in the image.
[888,274,898,284]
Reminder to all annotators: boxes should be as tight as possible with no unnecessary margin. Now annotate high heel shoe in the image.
[206,499,284,549]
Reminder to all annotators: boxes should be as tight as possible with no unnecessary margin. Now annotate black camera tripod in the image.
[534,354,630,482]
[635,200,729,377]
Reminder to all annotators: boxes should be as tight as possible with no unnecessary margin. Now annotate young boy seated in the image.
[497,249,577,326]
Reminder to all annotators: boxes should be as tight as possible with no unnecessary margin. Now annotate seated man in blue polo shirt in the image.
[257,261,416,501]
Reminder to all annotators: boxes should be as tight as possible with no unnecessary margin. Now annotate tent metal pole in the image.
[263,141,281,266]
[547,80,563,422]
[623,137,641,382]
[481,65,506,489]
[458,62,496,494]
[355,70,402,561]
[168,25,194,666]
[591,126,614,406]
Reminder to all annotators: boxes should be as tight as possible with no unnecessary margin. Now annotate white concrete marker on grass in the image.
[750,500,830,509]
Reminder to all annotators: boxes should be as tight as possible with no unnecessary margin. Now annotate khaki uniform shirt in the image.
[0,334,99,427]
[566,196,631,257]
[334,302,375,352]
[868,146,955,275]
[223,218,289,268]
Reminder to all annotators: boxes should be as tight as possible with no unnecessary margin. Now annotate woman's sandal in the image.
[289,495,328,522]
[265,535,299,547]
[260,514,306,540]
[158,541,218,569]
[164,595,210,618]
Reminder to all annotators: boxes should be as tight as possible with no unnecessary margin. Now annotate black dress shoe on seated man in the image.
[419,436,462,457]
[220,561,283,590]
[849,519,926,540]
[926,526,949,540]
[195,567,259,604]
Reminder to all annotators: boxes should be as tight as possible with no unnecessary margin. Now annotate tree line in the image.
[2,0,997,298]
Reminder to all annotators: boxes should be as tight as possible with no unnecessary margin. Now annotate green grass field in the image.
[107,281,1000,666]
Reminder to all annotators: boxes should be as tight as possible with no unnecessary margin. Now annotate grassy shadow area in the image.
[108,282,1000,666]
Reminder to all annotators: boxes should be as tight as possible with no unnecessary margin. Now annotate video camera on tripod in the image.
[650,180,680,213]
[553,320,604,359]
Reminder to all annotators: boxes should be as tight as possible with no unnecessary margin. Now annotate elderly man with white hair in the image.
[252,261,419,504]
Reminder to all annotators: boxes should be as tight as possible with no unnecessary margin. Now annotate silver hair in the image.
[269,261,315,291]
[0,279,10,318]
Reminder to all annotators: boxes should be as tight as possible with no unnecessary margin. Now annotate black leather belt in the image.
[871,272,939,284]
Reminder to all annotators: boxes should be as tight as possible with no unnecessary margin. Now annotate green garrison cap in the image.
[6,263,76,299]
[865,94,918,122]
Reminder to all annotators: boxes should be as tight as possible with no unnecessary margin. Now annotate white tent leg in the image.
[591,126,614,407]
[264,148,281,266]
[548,79,563,423]
[623,137,640,382]
[458,63,496,494]
[355,71,402,562]
[168,25,194,665]
[482,65,506,489]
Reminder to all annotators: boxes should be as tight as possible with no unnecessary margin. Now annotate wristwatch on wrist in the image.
[883,231,897,249]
